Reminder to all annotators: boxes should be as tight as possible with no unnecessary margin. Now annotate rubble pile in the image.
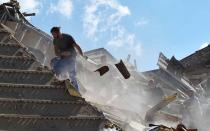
[1,1,210,131]
[80,32,210,131]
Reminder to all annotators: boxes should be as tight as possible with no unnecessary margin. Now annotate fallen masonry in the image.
[1,0,210,131]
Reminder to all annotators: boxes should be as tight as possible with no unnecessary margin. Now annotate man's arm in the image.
[73,43,83,56]
[65,34,84,56]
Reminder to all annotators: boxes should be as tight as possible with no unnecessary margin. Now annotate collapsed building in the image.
[0,0,209,131]
[142,48,210,130]
[83,20,210,131]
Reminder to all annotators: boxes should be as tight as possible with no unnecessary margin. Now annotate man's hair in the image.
[50,27,60,33]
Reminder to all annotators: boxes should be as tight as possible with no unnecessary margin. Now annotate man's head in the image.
[50,27,61,39]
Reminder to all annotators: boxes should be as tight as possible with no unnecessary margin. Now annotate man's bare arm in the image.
[73,43,83,56]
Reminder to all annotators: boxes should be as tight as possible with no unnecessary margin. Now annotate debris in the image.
[145,93,178,123]
[64,79,81,97]
[95,65,109,76]
[148,124,197,131]
[115,60,130,79]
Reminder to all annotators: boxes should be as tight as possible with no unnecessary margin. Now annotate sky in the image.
[1,0,210,71]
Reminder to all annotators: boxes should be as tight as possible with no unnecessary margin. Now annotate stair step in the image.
[0,43,21,56]
[0,55,39,70]
[0,98,102,117]
[0,69,54,85]
[0,43,36,59]
[0,114,105,131]
[0,83,81,101]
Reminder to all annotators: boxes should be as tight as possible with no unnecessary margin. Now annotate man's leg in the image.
[51,56,79,91]
[64,56,79,91]
[69,66,79,91]
[51,57,62,75]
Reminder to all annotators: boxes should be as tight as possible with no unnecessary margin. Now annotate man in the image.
[50,27,83,91]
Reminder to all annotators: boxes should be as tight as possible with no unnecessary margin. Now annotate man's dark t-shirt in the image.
[53,33,76,56]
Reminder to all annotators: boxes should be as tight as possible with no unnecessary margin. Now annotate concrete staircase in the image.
[0,41,107,131]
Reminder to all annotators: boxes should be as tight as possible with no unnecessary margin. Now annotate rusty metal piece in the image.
[115,60,130,79]
[95,66,109,76]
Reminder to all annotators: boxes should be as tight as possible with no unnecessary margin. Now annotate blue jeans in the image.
[51,56,79,91]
